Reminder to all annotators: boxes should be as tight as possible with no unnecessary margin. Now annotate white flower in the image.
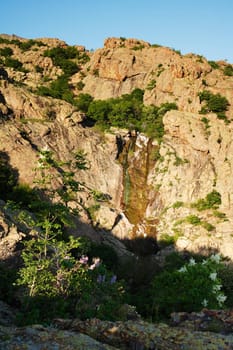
[212,284,222,293]
[189,258,196,266]
[210,254,221,264]
[202,259,207,265]
[37,161,44,168]
[216,293,227,306]
[209,272,217,281]
[89,257,101,270]
[202,299,208,307]
[39,153,46,160]
[178,266,187,273]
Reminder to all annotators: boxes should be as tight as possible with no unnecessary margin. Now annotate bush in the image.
[185,214,201,225]
[219,264,233,307]
[4,57,23,71]
[86,90,177,141]
[208,61,220,69]
[0,47,13,57]
[44,46,80,77]
[191,190,221,211]
[223,65,233,76]
[150,255,227,320]
[18,39,45,51]
[76,81,85,90]
[198,90,229,121]
[75,93,93,112]
[37,75,74,103]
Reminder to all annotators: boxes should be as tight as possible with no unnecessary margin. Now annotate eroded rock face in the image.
[148,110,233,259]
[0,35,233,260]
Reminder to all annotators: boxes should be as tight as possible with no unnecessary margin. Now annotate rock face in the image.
[0,34,233,260]
[1,308,233,349]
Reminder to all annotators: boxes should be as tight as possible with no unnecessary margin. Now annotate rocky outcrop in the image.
[54,314,233,349]
[146,110,233,259]
[0,35,233,260]
[0,307,232,349]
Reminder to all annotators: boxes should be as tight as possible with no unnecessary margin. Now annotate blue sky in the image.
[2,0,233,63]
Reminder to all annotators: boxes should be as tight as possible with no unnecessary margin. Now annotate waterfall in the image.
[117,132,158,241]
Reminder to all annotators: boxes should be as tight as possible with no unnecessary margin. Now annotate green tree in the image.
[16,148,125,324]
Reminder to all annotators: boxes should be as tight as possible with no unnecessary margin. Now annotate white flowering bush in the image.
[151,254,227,319]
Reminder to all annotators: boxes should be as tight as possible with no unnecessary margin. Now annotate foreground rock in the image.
[0,299,232,349]
[54,314,233,350]
[0,324,117,350]
[1,316,232,350]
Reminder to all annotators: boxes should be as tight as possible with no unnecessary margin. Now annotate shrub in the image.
[75,93,93,112]
[14,149,127,325]
[223,65,233,76]
[37,75,74,103]
[219,264,233,307]
[172,201,184,209]
[198,90,230,121]
[5,57,23,71]
[150,254,227,320]
[208,61,220,69]
[146,79,156,90]
[35,65,43,73]
[191,190,221,211]
[0,47,13,57]
[76,81,85,90]
[201,221,215,232]
[185,214,201,225]
[44,46,80,76]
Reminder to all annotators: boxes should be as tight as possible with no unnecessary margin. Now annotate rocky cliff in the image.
[0,34,233,262]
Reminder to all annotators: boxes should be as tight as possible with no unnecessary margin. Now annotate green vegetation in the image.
[0,47,13,57]
[44,46,81,76]
[174,213,215,232]
[37,46,90,102]
[0,149,232,324]
[80,89,177,141]
[198,90,230,122]
[201,116,210,129]
[185,214,201,225]
[172,201,184,209]
[37,75,74,103]
[4,57,25,72]
[0,37,45,50]
[146,79,156,90]
[191,190,221,211]
[150,255,227,320]
[0,148,126,325]
[158,231,182,247]
[75,93,94,113]
[19,39,45,51]
[132,44,145,50]
[223,64,233,76]
[76,80,85,90]
[208,60,220,69]
[35,65,43,73]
